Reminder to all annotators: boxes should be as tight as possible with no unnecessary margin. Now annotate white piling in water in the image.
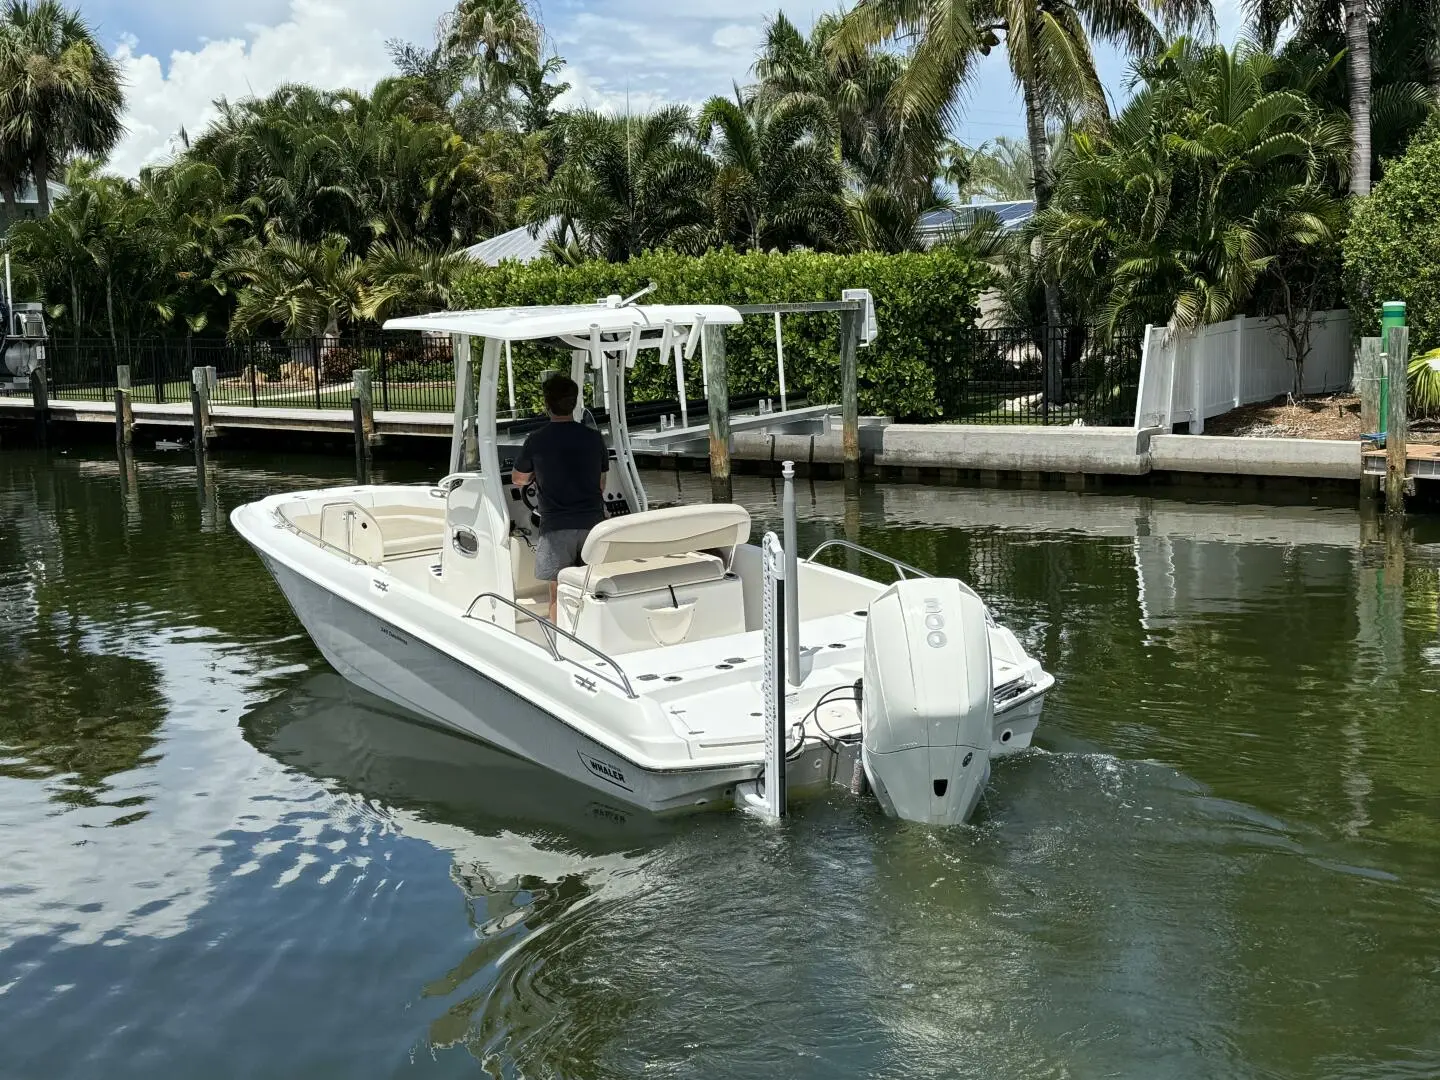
[782,460,801,686]
[740,531,788,820]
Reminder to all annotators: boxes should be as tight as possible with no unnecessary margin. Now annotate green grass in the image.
[53,378,458,412]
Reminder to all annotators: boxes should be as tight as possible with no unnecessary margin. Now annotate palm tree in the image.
[525,107,715,261]
[0,0,124,216]
[836,0,1207,393]
[359,238,471,321]
[1033,39,1348,354]
[754,11,948,198]
[441,0,540,72]
[225,235,368,339]
[695,89,845,252]
[0,143,26,224]
[1252,0,1436,195]
[944,136,1036,200]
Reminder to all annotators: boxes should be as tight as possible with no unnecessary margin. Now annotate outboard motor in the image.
[861,578,994,825]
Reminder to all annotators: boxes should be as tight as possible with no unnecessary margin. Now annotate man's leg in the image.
[548,581,558,625]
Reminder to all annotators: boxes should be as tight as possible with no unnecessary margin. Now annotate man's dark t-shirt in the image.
[514,420,609,534]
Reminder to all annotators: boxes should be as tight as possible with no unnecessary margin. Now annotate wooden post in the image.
[353,367,375,442]
[29,358,48,446]
[1358,338,1382,499]
[1358,338,1382,434]
[352,396,370,484]
[703,322,731,503]
[191,366,212,453]
[115,364,134,448]
[840,304,861,483]
[1385,325,1409,513]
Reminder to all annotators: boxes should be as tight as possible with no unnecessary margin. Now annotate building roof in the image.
[13,179,69,205]
[385,302,744,342]
[918,200,1035,246]
[463,216,563,266]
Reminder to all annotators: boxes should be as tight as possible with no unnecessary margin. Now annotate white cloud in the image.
[108,0,451,177]
[712,23,763,51]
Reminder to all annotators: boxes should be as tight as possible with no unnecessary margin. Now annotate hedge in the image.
[450,248,991,419]
[1345,117,1440,350]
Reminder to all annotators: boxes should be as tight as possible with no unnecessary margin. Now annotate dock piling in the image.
[704,323,731,503]
[351,397,370,484]
[1358,338,1381,499]
[29,358,48,446]
[114,364,134,449]
[839,304,861,484]
[352,367,375,483]
[1385,325,1410,513]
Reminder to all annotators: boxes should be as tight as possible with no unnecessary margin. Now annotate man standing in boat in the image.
[511,374,609,624]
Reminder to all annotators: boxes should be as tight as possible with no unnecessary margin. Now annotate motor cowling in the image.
[861,578,994,825]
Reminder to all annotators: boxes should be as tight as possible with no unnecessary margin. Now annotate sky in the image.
[87,0,1248,179]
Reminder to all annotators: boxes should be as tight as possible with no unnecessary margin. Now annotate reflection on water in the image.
[1,447,1439,1079]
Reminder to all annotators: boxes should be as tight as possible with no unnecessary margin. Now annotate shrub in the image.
[1345,118,1440,350]
[450,248,991,419]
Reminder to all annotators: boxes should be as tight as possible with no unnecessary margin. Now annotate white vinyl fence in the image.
[1134,309,1352,432]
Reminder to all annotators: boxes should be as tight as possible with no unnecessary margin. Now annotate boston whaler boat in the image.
[231,298,1053,824]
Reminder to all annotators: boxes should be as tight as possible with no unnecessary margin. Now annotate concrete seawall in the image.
[879,425,1151,475]
[726,424,1362,485]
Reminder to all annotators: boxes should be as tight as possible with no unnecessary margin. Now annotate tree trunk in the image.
[1345,0,1372,197]
[1023,73,1066,406]
[70,270,80,348]
[105,271,119,360]
[31,149,50,217]
[1,183,17,227]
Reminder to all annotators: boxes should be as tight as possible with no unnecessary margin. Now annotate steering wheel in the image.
[519,479,541,514]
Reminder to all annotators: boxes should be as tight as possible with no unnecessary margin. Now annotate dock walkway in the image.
[1362,444,1440,479]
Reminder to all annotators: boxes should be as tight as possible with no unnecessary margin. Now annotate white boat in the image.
[231,297,1053,824]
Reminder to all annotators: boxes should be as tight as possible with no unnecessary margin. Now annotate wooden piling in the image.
[1385,326,1410,513]
[353,367,375,483]
[29,359,48,446]
[703,323,731,503]
[1358,338,1382,434]
[1358,338,1381,499]
[115,364,134,449]
[352,397,370,484]
[839,304,861,484]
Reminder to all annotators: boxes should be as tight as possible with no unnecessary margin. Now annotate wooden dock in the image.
[0,396,455,437]
[1362,443,1440,479]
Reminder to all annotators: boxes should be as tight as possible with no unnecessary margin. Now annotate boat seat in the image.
[379,513,445,558]
[557,552,724,597]
[554,506,751,654]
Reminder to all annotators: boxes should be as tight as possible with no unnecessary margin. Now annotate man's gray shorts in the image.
[534,528,591,581]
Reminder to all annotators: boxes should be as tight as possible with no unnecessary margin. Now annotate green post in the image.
[1379,300,1406,436]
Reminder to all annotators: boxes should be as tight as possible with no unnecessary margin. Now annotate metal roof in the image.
[384,302,744,342]
[463,216,563,266]
[918,200,1035,245]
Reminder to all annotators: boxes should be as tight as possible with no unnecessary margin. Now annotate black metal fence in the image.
[934,327,1143,426]
[44,333,457,412]
[44,325,1143,426]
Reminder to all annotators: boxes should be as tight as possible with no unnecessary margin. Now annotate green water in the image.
[1,446,1438,1079]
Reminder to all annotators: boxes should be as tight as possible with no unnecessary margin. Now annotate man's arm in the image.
[511,433,535,487]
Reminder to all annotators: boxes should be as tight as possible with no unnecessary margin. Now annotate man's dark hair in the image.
[542,374,579,416]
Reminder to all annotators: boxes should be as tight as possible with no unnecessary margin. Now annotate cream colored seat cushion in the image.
[579,504,750,566]
[379,513,445,557]
[557,552,724,597]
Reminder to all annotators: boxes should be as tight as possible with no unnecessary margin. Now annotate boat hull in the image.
[261,557,866,812]
[236,487,1050,818]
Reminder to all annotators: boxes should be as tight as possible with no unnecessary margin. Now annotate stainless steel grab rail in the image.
[461,592,637,699]
[804,538,993,621]
[804,538,933,581]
